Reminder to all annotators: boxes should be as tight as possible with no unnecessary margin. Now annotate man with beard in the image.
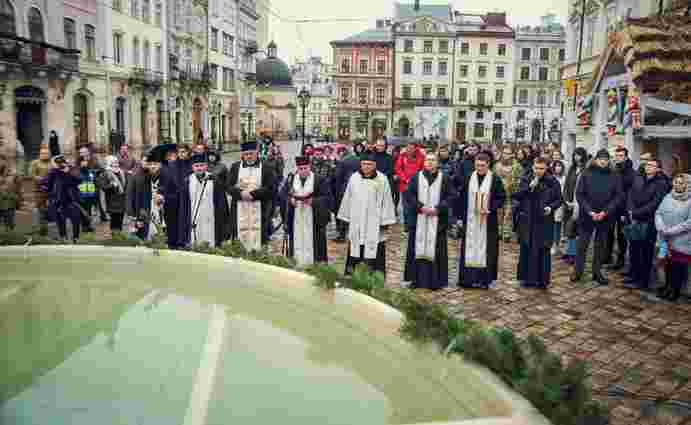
[606,146,636,270]
[572,149,624,285]
[338,153,397,275]
[280,156,333,267]
[126,150,162,241]
[179,153,230,248]
[226,141,276,251]
[514,157,563,289]
[457,153,506,289]
[403,153,455,290]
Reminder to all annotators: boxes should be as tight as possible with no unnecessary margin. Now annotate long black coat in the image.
[279,173,333,263]
[627,173,669,223]
[576,164,624,227]
[332,156,360,212]
[96,170,128,214]
[514,173,563,248]
[226,161,276,245]
[126,170,154,219]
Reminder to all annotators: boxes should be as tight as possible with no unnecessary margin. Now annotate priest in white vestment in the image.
[338,152,397,275]
[457,152,506,289]
[403,153,455,290]
[226,142,276,251]
[179,153,230,248]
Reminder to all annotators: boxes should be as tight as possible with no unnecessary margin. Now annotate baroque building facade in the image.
[511,14,565,144]
[291,55,334,137]
[0,0,80,171]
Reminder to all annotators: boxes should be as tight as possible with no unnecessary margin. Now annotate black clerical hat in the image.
[241,141,258,152]
[191,153,208,164]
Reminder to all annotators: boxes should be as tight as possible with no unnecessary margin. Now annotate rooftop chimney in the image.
[414,0,420,12]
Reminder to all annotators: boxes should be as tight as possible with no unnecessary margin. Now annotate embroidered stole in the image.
[236,164,262,251]
[292,173,315,267]
[415,172,442,261]
[464,171,493,268]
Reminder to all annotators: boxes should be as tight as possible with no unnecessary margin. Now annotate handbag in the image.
[623,221,649,241]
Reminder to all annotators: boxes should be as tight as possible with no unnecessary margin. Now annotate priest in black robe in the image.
[280,156,333,267]
[514,157,563,289]
[226,141,276,250]
[457,152,506,289]
[403,152,455,290]
[178,153,230,248]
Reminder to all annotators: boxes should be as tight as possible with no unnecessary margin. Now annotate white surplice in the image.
[292,173,315,267]
[337,171,396,260]
[415,172,442,261]
[236,163,262,251]
[189,173,216,247]
[464,171,493,268]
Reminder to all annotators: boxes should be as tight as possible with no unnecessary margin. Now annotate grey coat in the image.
[655,194,691,256]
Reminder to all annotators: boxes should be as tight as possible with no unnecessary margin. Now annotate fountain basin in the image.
[0,246,550,425]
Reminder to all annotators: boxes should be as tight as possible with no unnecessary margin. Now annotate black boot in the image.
[593,273,609,286]
[608,255,625,271]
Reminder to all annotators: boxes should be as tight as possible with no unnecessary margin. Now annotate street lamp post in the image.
[298,87,311,151]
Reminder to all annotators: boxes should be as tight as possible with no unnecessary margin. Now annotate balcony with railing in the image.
[396,97,450,107]
[129,67,164,91]
[0,33,79,78]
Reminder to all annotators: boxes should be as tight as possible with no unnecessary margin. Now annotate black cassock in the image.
[226,161,276,245]
[513,173,562,288]
[457,172,506,288]
[279,173,333,264]
[177,174,230,248]
[403,171,454,290]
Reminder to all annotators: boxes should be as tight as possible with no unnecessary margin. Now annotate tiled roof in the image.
[394,2,452,21]
[332,29,392,44]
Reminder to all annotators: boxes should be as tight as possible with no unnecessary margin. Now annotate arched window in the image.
[0,0,16,35]
[28,7,44,42]
[143,40,150,70]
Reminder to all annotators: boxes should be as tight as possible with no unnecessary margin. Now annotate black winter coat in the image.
[514,173,563,247]
[627,173,670,222]
[576,164,624,223]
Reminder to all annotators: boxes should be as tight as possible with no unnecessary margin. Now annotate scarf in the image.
[415,171,442,261]
[292,173,315,267]
[672,174,691,201]
[465,171,493,268]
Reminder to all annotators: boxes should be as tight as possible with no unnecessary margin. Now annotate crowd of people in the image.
[1,136,689,302]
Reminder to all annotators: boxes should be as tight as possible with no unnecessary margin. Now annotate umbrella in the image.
[145,143,178,162]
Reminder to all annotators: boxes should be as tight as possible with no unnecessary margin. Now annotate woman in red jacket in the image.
[395,143,425,224]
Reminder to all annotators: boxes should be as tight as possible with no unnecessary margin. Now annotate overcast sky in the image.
[259,0,568,65]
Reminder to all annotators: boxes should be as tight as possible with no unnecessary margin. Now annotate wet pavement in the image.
[10,140,691,425]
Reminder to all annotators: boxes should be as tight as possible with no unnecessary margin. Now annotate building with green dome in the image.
[255,41,297,138]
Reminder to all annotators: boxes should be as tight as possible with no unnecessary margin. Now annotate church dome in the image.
[256,41,292,87]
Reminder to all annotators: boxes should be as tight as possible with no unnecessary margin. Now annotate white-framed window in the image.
[520,66,530,80]
[340,57,350,73]
[113,32,123,64]
[423,61,432,75]
[521,47,531,60]
[143,40,150,69]
[340,87,350,103]
[537,89,546,105]
[155,44,162,70]
[402,85,412,99]
[539,67,548,81]
[358,87,368,104]
[85,25,95,60]
[497,43,506,56]
[495,89,504,104]
[476,88,486,105]
[211,28,218,51]
[496,65,504,79]
[142,0,151,23]
[518,89,528,104]
[473,123,484,138]
[479,42,488,55]
[459,64,468,77]
[478,65,487,78]
[423,40,433,53]
[210,64,218,89]
[376,87,385,105]
[64,18,76,50]
[155,2,162,26]
[460,42,469,55]
[438,61,447,75]
[437,86,446,99]
[403,59,412,74]
[131,0,139,18]
[223,32,233,56]
[132,37,140,66]
[476,111,484,120]
[377,59,385,74]
[359,59,368,74]
[458,87,467,102]
[404,39,413,52]
[422,86,432,99]
[539,48,549,61]
[439,40,449,53]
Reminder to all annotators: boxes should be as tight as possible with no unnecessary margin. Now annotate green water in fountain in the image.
[0,247,514,425]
